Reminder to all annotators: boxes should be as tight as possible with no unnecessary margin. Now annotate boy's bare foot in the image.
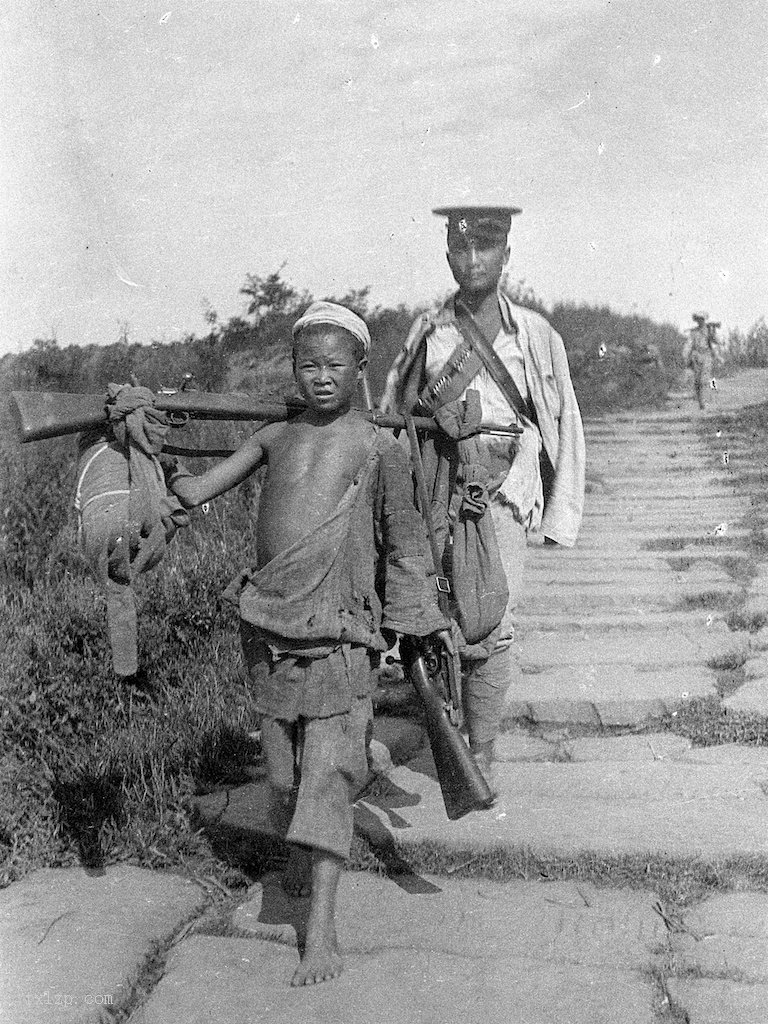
[281,845,312,898]
[290,848,344,986]
[290,925,343,986]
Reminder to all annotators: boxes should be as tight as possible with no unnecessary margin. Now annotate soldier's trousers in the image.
[461,502,527,750]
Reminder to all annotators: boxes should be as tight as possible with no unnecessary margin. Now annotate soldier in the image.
[683,312,719,409]
[381,205,585,788]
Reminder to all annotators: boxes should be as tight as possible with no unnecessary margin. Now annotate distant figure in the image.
[706,320,722,359]
[169,302,449,987]
[683,312,720,409]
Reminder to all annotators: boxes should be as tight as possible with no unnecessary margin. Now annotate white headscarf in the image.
[292,301,370,357]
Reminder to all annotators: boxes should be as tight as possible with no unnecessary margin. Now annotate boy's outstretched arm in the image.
[170,427,270,509]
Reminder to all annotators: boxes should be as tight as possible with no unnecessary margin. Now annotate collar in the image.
[438,287,520,336]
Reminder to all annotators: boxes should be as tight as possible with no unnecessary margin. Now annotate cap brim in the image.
[432,205,522,218]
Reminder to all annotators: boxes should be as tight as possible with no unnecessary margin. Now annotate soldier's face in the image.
[446,234,510,295]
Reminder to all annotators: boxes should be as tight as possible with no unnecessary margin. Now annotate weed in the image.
[667,556,695,572]
[713,670,746,700]
[676,591,736,612]
[662,696,768,747]
[347,836,768,905]
[706,651,747,672]
[725,609,768,632]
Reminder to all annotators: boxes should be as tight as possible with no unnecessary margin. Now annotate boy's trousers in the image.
[261,697,372,861]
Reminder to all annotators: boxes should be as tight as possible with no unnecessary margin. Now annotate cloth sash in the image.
[226,446,377,657]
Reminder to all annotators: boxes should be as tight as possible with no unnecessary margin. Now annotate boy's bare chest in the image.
[266,425,372,507]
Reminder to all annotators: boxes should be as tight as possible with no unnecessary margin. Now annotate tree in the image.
[240,265,303,325]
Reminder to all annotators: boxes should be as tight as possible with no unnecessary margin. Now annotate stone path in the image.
[0,865,205,1024]
[512,375,765,728]
[8,371,768,1024]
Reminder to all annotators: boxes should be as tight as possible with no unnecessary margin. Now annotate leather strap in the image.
[454,298,531,422]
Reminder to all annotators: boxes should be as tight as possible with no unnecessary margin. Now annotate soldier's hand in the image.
[436,628,455,656]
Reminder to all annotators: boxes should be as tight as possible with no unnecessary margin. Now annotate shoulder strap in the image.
[454,299,530,422]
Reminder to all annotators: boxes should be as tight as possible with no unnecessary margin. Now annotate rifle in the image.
[400,414,495,818]
[8,389,521,445]
[400,636,494,819]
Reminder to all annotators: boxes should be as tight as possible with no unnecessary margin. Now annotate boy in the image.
[171,301,448,986]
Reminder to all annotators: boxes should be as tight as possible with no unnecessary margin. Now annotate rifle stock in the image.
[9,390,521,445]
[400,636,494,820]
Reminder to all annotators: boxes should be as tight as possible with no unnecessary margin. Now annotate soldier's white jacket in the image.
[380,285,586,547]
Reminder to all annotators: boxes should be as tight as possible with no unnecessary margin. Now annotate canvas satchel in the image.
[449,427,510,644]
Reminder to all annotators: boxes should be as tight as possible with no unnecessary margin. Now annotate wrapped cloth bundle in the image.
[75,384,189,676]
[450,435,509,645]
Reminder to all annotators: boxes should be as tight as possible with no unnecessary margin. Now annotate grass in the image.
[706,651,748,672]
[675,590,737,612]
[0,405,271,889]
[725,609,768,632]
[662,696,768,747]
[345,837,768,907]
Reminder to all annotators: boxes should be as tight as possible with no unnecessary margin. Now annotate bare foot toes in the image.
[290,945,343,986]
[281,845,312,898]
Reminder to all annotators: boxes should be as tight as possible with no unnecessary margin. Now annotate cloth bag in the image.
[449,434,509,644]
[75,384,189,675]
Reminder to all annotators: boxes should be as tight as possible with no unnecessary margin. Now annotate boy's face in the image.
[293,328,365,415]
[446,234,509,296]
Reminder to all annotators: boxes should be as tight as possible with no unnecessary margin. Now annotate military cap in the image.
[433,205,522,244]
[691,311,708,323]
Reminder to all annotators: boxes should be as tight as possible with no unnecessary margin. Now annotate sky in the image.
[1,0,766,356]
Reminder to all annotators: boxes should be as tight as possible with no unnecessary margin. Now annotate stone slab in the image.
[506,697,604,726]
[743,595,768,617]
[743,656,768,680]
[528,548,747,564]
[491,729,558,762]
[0,865,206,1024]
[509,664,717,708]
[522,583,740,613]
[724,681,768,715]
[680,744,768,768]
[682,893,768,937]
[597,699,681,727]
[673,934,768,983]
[233,872,666,970]
[518,628,746,667]
[355,753,768,859]
[519,610,724,631]
[132,935,655,1024]
[562,735,693,762]
[666,978,768,1024]
[527,567,737,591]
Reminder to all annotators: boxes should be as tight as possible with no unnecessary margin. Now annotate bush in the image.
[0,417,265,887]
